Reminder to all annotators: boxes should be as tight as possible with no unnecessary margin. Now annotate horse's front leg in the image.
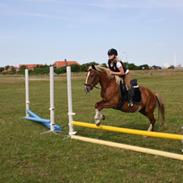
[94,100,105,126]
[94,100,116,126]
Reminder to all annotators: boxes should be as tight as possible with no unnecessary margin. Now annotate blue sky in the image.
[0,0,183,67]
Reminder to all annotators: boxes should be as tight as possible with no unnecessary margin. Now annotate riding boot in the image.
[128,88,134,107]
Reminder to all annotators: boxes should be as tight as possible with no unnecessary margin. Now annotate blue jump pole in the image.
[25,115,61,132]
[27,110,42,119]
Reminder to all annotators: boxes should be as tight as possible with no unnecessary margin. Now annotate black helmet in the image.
[108,48,118,56]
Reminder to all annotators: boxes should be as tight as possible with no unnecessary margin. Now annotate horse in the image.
[84,65,165,131]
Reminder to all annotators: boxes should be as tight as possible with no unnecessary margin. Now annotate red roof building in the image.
[19,64,43,70]
[54,60,80,68]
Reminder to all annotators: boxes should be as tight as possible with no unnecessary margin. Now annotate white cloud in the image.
[19,11,66,20]
[0,0,180,26]
[86,0,183,9]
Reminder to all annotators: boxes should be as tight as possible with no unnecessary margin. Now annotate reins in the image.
[84,83,101,90]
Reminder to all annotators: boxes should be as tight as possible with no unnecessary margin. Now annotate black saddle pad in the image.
[118,79,141,107]
[132,88,141,103]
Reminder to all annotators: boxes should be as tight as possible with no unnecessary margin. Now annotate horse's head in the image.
[84,65,100,93]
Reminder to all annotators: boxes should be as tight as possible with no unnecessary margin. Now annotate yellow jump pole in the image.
[71,135,183,161]
[72,121,183,141]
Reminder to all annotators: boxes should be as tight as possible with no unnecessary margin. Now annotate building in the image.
[19,64,43,70]
[54,60,80,68]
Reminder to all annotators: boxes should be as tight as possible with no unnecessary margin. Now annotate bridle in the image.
[84,83,100,90]
[84,69,101,90]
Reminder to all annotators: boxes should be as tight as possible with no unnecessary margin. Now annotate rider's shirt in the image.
[108,59,129,75]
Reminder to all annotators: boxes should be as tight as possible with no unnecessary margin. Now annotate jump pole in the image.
[66,65,183,160]
[67,66,76,135]
[25,69,30,117]
[72,121,183,141]
[71,135,183,161]
[24,66,61,133]
[49,66,55,132]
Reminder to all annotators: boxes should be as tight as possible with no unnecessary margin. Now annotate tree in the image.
[9,66,16,74]
[80,62,99,72]
[4,65,10,70]
[152,65,162,70]
[127,63,139,70]
[71,64,81,72]
[33,65,49,74]
[18,65,27,74]
[55,67,66,74]
[168,65,175,69]
[0,67,4,73]
[139,64,150,70]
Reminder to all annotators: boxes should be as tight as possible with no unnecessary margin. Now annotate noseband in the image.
[84,69,100,90]
[84,83,100,89]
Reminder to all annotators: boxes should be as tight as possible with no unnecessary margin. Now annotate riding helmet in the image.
[108,48,118,56]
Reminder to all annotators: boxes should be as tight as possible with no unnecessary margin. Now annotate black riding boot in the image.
[128,88,134,107]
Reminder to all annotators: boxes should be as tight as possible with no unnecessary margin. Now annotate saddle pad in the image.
[133,88,141,103]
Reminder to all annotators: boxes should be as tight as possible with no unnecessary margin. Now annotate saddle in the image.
[116,79,141,109]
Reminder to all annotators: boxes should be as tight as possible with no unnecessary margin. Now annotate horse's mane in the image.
[94,65,121,85]
[95,65,110,74]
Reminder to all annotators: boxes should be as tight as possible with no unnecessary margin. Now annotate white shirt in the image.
[116,61,129,74]
[116,61,122,69]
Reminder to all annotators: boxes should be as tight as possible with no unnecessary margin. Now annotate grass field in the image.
[0,70,183,183]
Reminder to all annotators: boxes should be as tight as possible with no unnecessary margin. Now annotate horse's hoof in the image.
[102,115,105,120]
[95,120,101,126]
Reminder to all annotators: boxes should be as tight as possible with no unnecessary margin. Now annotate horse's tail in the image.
[155,93,165,125]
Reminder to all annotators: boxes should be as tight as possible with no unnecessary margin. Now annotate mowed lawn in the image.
[0,70,183,183]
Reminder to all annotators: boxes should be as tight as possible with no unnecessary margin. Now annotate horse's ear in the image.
[92,65,96,70]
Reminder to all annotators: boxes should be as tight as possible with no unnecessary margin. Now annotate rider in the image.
[107,48,133,107]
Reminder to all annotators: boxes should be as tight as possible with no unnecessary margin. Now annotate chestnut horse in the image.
[84,65,165,131]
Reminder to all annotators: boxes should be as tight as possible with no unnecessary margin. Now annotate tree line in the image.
[0,62,165,75]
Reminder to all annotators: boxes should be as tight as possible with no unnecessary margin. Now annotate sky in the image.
[0,0,183,67]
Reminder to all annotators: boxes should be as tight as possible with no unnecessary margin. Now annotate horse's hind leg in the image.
[147,113,156,131]
[139,109,156,131]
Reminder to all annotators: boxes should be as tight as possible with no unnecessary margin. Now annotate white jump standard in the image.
[67,66,76,135]
[66,65,183,161]
[24,66,61,133]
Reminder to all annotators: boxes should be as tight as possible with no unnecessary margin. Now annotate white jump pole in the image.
[67,66,76,135]
[49,66,55,132]
[25,69,30,117]
[71,135,183,161]
[24,66,61,133]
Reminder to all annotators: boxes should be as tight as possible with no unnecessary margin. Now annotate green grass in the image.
[0,70,183,183]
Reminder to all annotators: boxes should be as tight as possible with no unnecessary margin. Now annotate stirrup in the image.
[128,102,134,107]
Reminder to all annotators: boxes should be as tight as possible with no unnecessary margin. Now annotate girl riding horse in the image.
[107,48,133,107]
[84,57,165,131]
